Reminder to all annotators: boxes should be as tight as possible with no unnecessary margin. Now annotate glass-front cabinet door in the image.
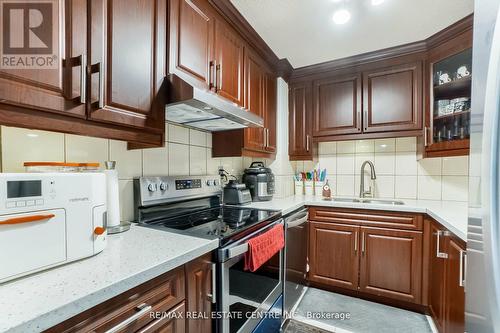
[424,27,473,158]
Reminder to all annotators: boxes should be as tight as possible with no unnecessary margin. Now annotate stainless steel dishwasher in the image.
[282,207,309,324]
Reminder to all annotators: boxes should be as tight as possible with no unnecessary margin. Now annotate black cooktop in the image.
[138,197,281,246]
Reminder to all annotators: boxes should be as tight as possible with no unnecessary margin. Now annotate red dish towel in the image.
[244,224,284,272]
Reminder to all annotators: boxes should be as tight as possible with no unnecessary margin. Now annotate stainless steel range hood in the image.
[166,74,264,132]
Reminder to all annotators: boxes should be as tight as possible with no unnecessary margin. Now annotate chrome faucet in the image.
[360,160,377,198]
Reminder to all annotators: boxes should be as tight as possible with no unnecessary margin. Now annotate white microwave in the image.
[0,173,107,283]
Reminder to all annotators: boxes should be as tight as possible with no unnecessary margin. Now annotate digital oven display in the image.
[7,180,42,198]
[175,179,201,190]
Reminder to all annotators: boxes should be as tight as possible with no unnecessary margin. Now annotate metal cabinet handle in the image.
[424,127,429,147]
[306,135,310,152]
[361,232,366,254]
[206,263,217,304]
[79,54,87,103]
[357,111,361,131]
[354,231,358,253]
[364,110,368,130]
[460,250,467,287]
[436,230,449,258]
[215,63,221,92]
[104,303,152,333]
[217,63,222,91]
[209,61,215,90]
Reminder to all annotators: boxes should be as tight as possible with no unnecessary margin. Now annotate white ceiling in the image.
[230,0,474,68]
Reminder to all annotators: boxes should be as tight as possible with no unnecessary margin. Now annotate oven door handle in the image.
[227,243,249,259]
[223,219,283,261]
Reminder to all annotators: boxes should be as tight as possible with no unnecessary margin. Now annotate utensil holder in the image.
[295,181,304,195]
[304,180,314,196]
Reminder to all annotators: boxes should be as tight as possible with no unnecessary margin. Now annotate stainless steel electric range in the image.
[134,175,283,333]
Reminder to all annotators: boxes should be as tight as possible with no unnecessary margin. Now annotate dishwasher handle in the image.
[285,211,308,228]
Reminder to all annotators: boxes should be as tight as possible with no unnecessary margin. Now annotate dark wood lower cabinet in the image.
[186,254,213,333]
[309,222,359,290]
[426,218,466,333]
[359,227,422,304]
[45,255,213,333]
[308,208,424,306]
[429,221,447,332]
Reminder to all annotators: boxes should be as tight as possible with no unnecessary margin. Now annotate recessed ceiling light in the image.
[371,0,385,6]
[332,9,351,24]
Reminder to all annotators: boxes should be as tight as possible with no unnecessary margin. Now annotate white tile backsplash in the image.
[395,152,418,175]
[337,141,356,154]
[396,137,417,152]
[374,138,396,153]
[143,146,169,176]
[168,124,189,144]
[442,176,468,201]
[65,134,109,166]
[309,137,469,202]
[442,156,469,176]
[1,127,65,172]
[109,140,142,179]
[189,129,206,147]
[168,142,189,176]
[189,145,207,175]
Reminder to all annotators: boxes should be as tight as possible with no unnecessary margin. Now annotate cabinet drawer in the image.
[309,207,423,231]
[45,267,185,333]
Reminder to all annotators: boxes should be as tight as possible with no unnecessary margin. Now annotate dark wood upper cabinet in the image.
[359,227,422,304]
[289,81,314,160]
[89,0,166,131]
[309,222,360,291]
[169,0,214,89]
[214,19,245,105]
[0,0,87,118]
[363,61,423,133]
[313,74,362,136]
[243,48,266,152]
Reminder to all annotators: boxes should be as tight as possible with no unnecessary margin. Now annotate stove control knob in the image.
[213,179,219,186]
[159,183,167,191]
[147,183,157,192]
[206,180,213,186]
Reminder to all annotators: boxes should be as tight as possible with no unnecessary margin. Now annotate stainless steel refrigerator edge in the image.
[467,1,500,332]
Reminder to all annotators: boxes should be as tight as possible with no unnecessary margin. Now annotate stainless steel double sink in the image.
[322,197,405,205]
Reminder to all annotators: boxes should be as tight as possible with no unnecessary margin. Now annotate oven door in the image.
[218,219,284,333]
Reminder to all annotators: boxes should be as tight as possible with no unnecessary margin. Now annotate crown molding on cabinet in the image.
[290,14,473,80]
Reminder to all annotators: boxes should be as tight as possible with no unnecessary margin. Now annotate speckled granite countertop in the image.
[245,195,468,241]
[0,224,219,333]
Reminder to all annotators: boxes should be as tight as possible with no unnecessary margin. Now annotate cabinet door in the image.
[313,74,362,136]
[289,81,313,159]
[363,61,422,133]
[429,222,447,332]
[186,254,213,333]
[0,0,86,118]
[359,227,422,303]
[89,0,166,131]
[445,238,465,333]
[309,222,360,290]
[169,0,214,89]
[265,74,277,153]
[243,49,265,152]
[214,19,244,105]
